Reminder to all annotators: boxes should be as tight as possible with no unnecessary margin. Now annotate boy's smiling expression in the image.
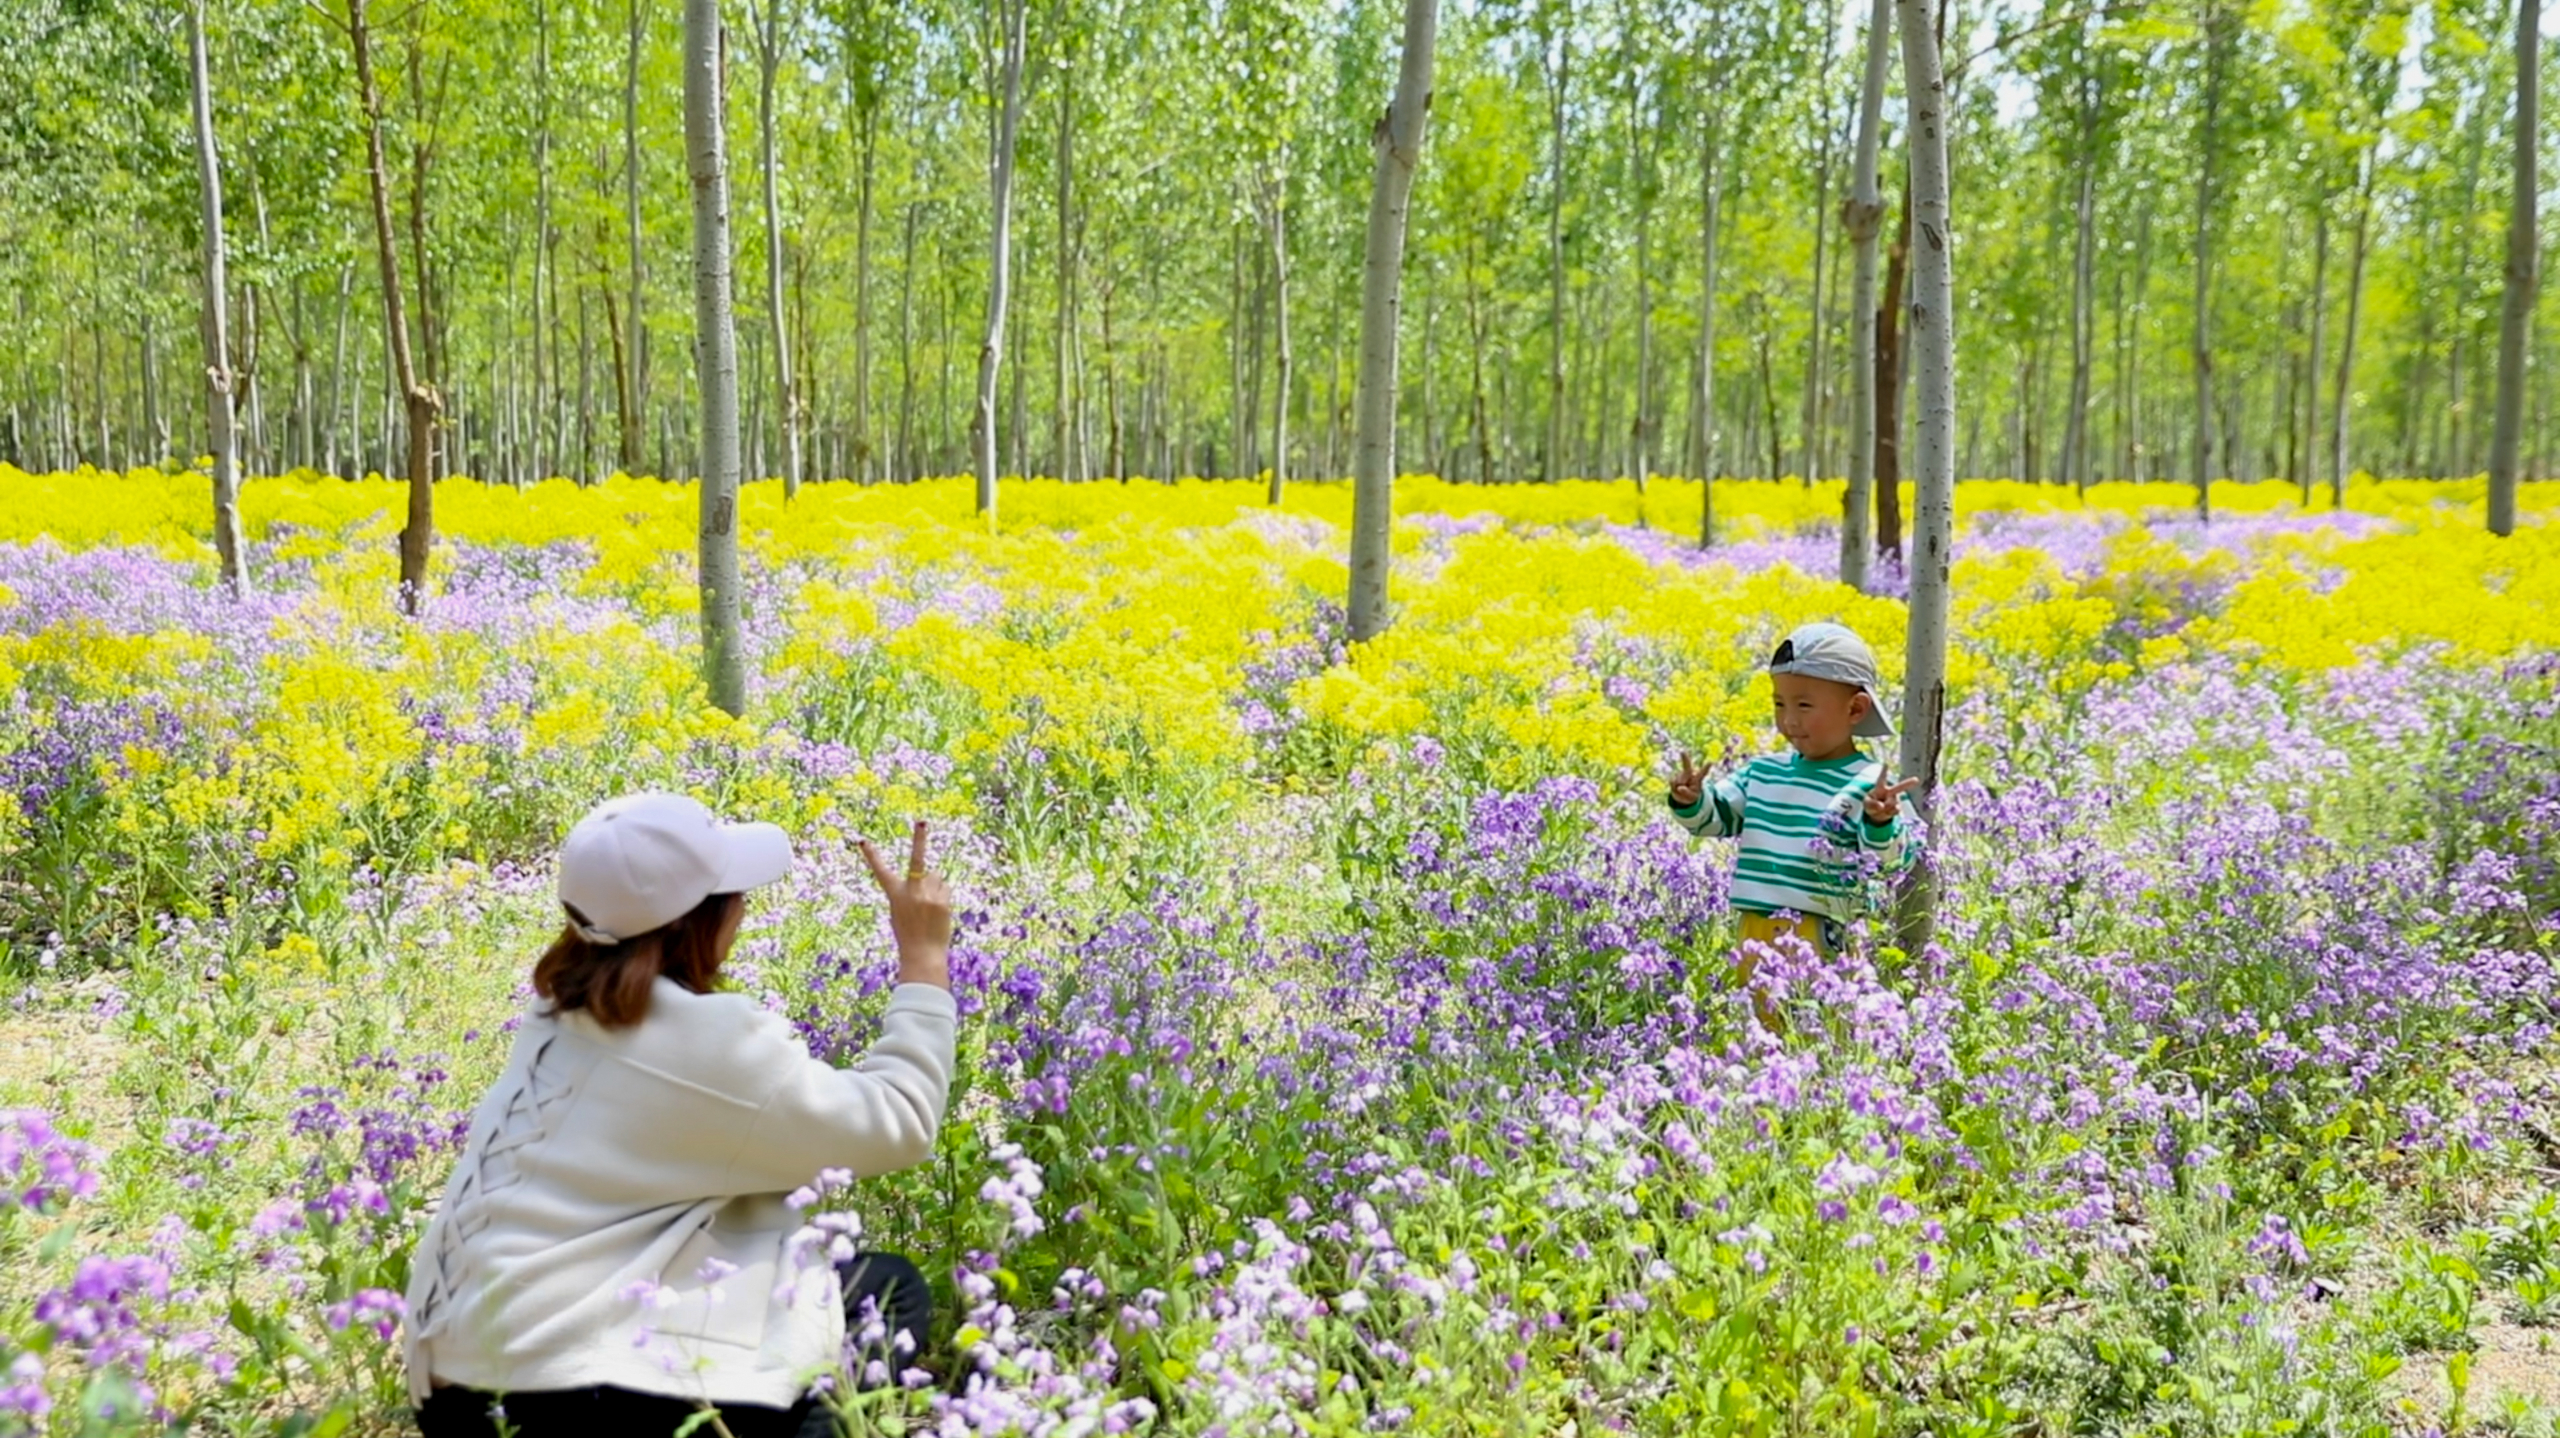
[1770,672,1873,762]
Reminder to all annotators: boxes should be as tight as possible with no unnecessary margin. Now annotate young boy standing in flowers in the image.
[1666,622,1919,984]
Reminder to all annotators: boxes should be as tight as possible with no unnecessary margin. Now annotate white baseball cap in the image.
[556,793,794,945]
[1767,622,1897,739]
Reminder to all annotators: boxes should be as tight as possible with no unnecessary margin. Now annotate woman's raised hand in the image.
[859,820,953,990]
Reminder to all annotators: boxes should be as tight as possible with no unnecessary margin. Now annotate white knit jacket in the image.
[401,977,958,1410]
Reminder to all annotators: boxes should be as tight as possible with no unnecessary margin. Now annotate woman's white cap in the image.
[557,793,794,945]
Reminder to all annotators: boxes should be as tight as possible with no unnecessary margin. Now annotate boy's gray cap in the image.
[1767,622,1897,739]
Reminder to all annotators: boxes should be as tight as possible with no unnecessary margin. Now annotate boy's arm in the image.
[1671,764,1749,838]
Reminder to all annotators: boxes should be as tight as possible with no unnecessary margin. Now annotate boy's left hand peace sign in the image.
[1864,771,1922,823]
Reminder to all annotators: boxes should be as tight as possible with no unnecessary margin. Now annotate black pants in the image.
[416,1252,930,1438]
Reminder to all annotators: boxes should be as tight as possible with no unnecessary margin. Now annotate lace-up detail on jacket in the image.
[411,1034,577,1341]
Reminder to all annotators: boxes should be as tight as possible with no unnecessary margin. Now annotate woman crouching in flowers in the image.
[404,793,959,1437]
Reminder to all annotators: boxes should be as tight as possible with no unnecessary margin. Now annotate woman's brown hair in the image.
[534,890,744,1029]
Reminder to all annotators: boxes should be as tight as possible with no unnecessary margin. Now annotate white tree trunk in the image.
[1545,36,1568,481]
[1347,0,1439,642]
[2191,10,2227,523]
[1697,109,1722,547]
[1266,198,1292,504]
[2332,158,2374,503]
[974,0,1029,518]
[2061,74,2099,496]
[2491,0,2537,537]
[1894,0,1955,953]
[624,0,648,472]
[1054,14,1076,482]
[685,0,747,715]
[189,0,247,595]
[2303,202,2329,506]
[758,0,800,499]
[530,0,551,487]
[1840,0,1891,588]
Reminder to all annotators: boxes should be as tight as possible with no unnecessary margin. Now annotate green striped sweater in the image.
[1669,750,1912,922]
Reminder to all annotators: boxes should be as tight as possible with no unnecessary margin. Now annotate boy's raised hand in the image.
[1667,751,1708,808]
[1864,771,1923,823]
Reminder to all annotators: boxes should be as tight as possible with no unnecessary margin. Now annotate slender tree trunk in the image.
[2333,156,2374,502]
[2304,200,2330,506]
[685,0,746,713]
[974,0,1029,517]
[347,0,437,612]
[1895,0,1955,952]
[2190,6,2228,523]
[2062,74,2100,497]
[1100,274,1123,481]
[577,276,595,479]
[1465,235,1493,482]
[1802,104,1843,484]
[2445,91,2494,477]
[1266,193,1293,504]
[898,200,918,482]
[1545,34,1568,481]
[1841,0,1891,586]
[623,0,648,471]
[189,0,247,594]
[1348,0,1438,641]
[756,0,799,499]
[1007,240,1028,476]
[1697,109,1723,546]
[1876,182,1909,562]
[1622,9,1654,496]
[1054,10,1075,481]
[326,263,352,477]
[2491,0,2538,536]
[140,250,169,463]
[854,112,877,482]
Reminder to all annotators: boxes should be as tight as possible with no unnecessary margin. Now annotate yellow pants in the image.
[1730,913,1832,1032]
[1736,912,1834,958]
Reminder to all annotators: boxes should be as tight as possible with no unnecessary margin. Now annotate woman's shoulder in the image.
[561,980,805,1086]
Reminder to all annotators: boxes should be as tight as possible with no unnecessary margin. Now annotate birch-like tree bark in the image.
[346,0,438,613]
[974,0,1029,518]
[2190,3,2230,523]
[190,0,247,595]
[2303,201,2329,506]
[530,0,552,486]
[685,0,747,714]
[2490,0,2536,537]
[755,0,799,498]
[1840,0,1890,587]
[1697,109,1722,547]
[1347,0,1439,641]
[1264,185,1294,504]
[1543,19,1568,481]
[2061,69,2100,496]
[2332,154,2374,502]
[623,0,648,472]
[1894,0,1955,953]
[1054,3,1076,482]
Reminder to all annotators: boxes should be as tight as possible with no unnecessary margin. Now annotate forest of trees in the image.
[3,0,2554,494]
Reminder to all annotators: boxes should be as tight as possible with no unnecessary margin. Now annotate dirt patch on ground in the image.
[2392,1319,2560,1429]
[0,983,140,1144]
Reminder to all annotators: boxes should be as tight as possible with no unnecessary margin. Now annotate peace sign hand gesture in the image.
[859,820,954,990]
[1667,751,1709,809]
[1864,772,1923,824]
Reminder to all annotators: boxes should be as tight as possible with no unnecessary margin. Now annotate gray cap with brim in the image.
[1767,622,1897,739]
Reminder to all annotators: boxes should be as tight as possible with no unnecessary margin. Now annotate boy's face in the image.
[1770,672,1871,761]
